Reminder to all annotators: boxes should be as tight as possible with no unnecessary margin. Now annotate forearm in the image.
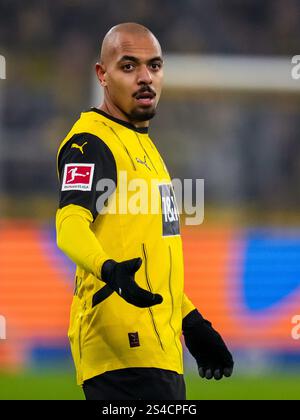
[56,204,162,308]
[56,204,109,278]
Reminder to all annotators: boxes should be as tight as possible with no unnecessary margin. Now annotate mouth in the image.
[134,89,156,107]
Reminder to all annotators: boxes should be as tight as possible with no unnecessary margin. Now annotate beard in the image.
[125,105,157,123]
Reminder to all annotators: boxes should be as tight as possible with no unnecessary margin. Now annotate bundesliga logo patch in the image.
[61,163,94,191]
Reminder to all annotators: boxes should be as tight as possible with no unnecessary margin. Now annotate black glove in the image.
[182,309,234,380]
[101,257,163,308]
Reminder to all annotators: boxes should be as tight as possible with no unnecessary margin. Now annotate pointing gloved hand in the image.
[101,257,163,308]
[182,309,234,380]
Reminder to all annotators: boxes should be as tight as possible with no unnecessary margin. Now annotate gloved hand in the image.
[101,257,163,308]
[182,309,234,380]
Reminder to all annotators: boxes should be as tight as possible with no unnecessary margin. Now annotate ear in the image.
[95,62,107,87]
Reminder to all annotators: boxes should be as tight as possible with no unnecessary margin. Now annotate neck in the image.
[99,101,150,129]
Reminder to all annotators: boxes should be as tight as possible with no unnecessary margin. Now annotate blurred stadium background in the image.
[0,0,300,400]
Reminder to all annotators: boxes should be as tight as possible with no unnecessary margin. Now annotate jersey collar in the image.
[90,108,149,134]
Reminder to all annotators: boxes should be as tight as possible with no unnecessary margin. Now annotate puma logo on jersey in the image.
[136,155,151,171]
[71,141,88,154]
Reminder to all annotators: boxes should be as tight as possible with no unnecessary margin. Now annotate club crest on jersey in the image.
[61,163,95,191]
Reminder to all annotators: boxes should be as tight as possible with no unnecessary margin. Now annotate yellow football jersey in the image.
[56,109,195,385]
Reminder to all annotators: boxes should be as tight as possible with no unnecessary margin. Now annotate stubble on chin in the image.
[127,106,157,123]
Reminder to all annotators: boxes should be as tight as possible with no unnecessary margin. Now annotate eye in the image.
[122,63,135,72]
[150,62,162,71]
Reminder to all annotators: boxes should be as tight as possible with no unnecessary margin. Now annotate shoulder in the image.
[58,132,114,164]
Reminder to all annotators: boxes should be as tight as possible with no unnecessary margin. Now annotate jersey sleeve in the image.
[56,204,110,278]
[182,293,196,320]
[57,132,117,220]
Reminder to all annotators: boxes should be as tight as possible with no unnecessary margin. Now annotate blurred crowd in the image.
[1,0,299,54]
[0,0,300,219]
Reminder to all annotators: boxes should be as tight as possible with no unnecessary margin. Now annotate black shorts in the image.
[82,368,186,400]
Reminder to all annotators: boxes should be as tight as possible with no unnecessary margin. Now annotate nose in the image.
[137,64,152,85]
